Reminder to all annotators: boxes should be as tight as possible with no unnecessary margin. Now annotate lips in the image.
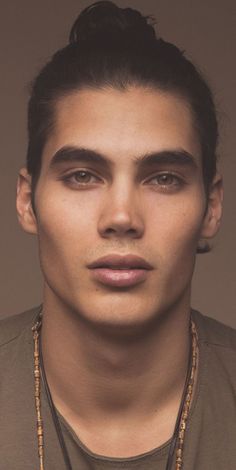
[87,254,153,270]
[87,255,153,287]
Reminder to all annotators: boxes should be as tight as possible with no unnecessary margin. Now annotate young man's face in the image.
[18,87,222,329]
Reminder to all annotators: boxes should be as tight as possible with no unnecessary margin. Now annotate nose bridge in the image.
[112,175,135,207]
[98,176,144,238]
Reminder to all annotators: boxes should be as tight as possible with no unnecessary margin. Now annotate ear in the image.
[200,172,223,240]
[16,168,38,234]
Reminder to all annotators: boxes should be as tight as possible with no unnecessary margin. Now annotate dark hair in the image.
[27,1,218,253]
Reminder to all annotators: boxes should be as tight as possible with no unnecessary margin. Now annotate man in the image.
[1,2,235,469]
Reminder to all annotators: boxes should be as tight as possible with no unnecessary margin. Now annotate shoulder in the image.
[192,309,236,386]
[192,309,236,350]
[0,306,41,347]
[191,311,236,426]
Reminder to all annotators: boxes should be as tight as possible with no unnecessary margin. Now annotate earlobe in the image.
[200,173,223,240]
[16,168,38,234]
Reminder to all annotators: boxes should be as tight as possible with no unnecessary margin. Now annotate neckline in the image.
[59,411,172,463]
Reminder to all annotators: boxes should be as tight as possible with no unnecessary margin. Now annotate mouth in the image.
[87,254,153,288]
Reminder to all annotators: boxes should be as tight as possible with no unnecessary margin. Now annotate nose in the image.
[97,183,145,239]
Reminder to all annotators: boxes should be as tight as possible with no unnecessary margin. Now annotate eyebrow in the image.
[49,145,198,170]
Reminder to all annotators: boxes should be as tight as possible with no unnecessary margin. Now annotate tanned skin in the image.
[17,87,223,457]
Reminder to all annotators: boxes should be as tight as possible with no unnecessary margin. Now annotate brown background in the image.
[0,0,235,325]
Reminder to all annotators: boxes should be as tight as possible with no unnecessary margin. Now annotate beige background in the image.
[1,0,235,325]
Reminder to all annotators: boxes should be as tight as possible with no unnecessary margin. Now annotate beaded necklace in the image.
[32,314,198,470]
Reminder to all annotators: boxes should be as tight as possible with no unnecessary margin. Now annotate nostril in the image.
[105,228,117,234]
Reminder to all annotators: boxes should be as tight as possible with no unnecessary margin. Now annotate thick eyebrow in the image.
[49,145,198,171]
[133,149,198,169]
[49,146,108,169]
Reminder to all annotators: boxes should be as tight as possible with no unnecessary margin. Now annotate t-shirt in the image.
[0,307,236,469]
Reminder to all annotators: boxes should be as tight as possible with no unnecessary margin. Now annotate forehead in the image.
[43,86,201,164]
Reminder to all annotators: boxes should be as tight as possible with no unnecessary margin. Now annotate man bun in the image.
[69,1,156,45]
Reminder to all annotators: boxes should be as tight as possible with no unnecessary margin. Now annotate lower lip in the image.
[89,268,150,287]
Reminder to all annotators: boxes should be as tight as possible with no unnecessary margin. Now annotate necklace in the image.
[32,314,198,470]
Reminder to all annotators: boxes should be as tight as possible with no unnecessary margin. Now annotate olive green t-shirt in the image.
[1,307,236,469]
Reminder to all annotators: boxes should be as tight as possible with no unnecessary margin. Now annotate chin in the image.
[71,299,166,338]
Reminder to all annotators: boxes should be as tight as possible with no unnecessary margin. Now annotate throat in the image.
[40,304,195,419]
[41,328,198,460]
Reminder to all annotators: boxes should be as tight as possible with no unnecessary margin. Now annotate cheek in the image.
[146,195,205,263]
[149,184,205,229]
[36,188,98,238]
[35,190,100,275]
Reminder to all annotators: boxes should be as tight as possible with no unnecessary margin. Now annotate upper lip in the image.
[87,254,153,270]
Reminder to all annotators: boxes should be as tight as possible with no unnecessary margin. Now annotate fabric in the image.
[0,306,236,469]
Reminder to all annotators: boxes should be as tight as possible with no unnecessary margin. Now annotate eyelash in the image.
[144,173,184,189]
[62,170,101,185]
[61,170,185,191]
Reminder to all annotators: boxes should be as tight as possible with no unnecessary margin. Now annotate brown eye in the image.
[156,174,177,185]
[61,169,102,188]
[73,171,93,183]
[68,170,101,185]
[149,173,181,186]
[144,172,185,192]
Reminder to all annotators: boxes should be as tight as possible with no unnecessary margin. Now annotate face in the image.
[17,87,222,330]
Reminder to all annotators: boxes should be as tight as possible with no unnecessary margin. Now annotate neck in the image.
[40,289,194,456]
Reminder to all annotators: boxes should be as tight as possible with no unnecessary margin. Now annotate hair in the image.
[26,1,219,252]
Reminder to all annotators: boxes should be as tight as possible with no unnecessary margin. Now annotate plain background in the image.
[0,0,235,325]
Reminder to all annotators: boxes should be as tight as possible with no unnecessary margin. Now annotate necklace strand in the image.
[32,318,44,470]
[32,315,198,470]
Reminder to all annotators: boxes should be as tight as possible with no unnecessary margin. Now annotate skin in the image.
[17,86,223,457]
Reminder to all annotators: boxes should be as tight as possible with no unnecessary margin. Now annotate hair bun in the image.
[69,1,156,45]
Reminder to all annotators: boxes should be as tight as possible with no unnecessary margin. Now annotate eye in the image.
[63,170,101,186]
[153,174,179,185]
[145,172,185,190]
